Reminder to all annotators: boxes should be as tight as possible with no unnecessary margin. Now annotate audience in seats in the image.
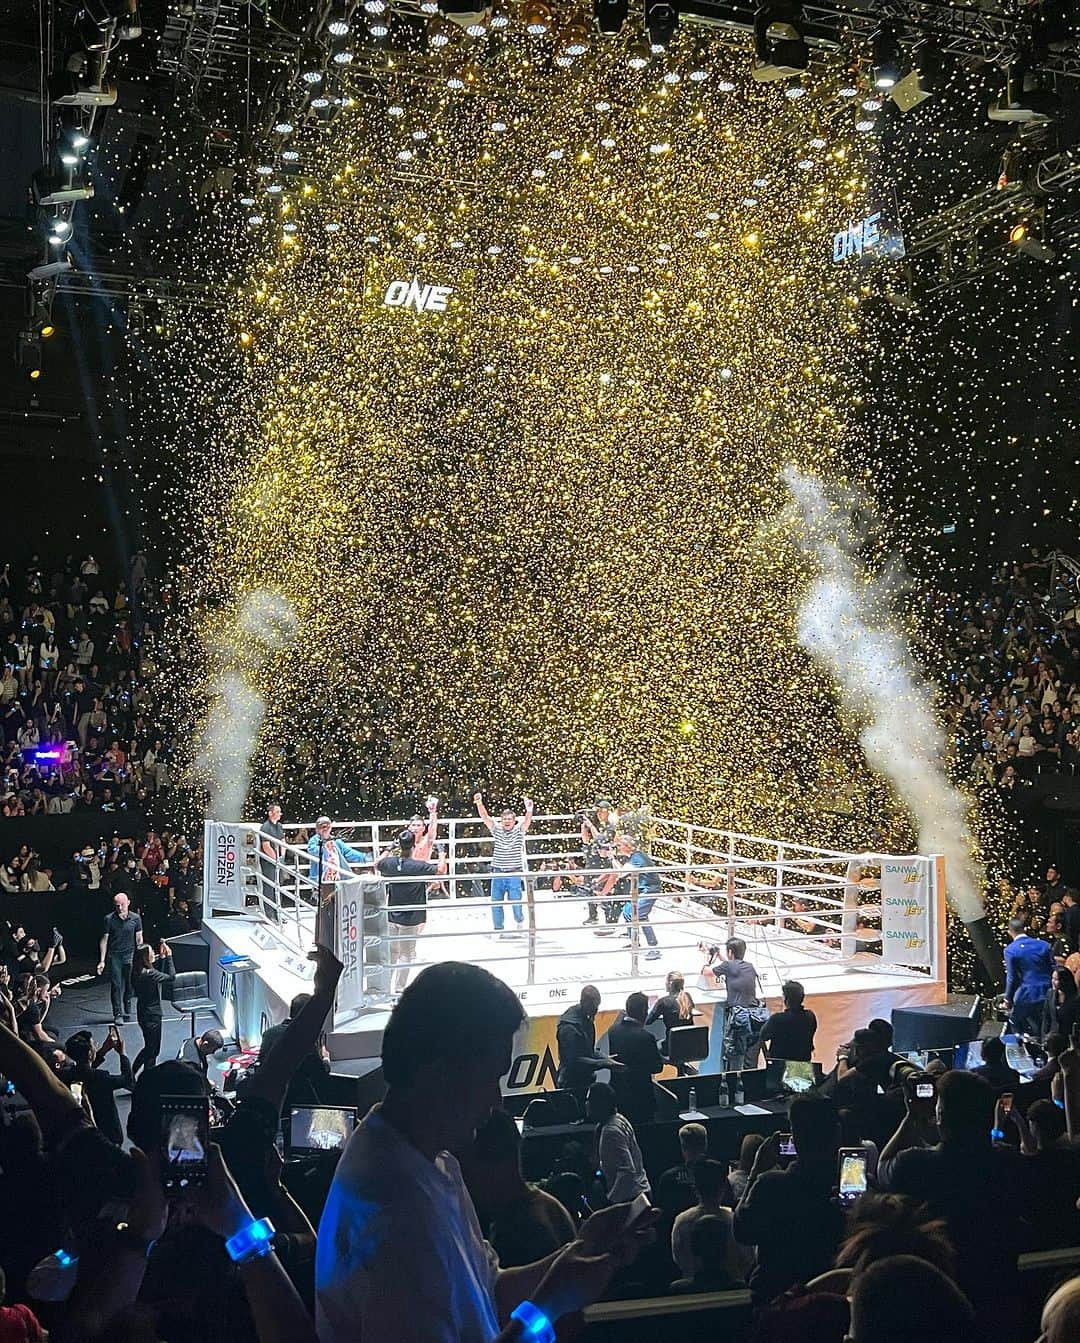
[670,1158,741,1284]
[654,1121,713,1218]
[461,1108,577,1268]
[733,1095,846,1305]
[588,1080,651,1205]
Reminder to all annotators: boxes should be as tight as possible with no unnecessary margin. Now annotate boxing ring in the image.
[200,814,948,1090]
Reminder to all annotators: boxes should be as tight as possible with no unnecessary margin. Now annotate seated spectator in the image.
[1044,965,1080,1040]
[669,1215,743,1295]
[970,1035,1020,1092]
[460,1108,576,1268]
[847,1255,974,1343]
[728,1132,764,1203]
[0,1265,45,1341]
[0,1114,63,1306]
[671,1159,741,1283]
[589,1079,651,1205]
[879,1068,1032,1332]
[177,1028,224,1076]
[759,980,817,1062]
[63,1028,132,1149]
[645,971,695,1051]
[733,1095,845,1305]
[1041,1276,1080,1343]
[655,1121,713,1218]
[1006,1097,1080,1249]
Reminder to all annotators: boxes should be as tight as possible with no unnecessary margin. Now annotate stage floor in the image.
[203,890,944,1073]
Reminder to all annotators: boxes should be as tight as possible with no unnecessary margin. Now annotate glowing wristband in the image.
[990,1127,1005,1141]
[225,1217,276,1265]
[511,1301,556,1343]
[1054,1097,1066,1109]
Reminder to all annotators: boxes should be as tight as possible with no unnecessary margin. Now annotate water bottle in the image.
[688,1086,697,1113]
[717,1079,728,1108]
[734,1075,744,1107]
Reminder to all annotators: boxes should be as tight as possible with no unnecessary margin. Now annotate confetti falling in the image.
[152,31,904,848]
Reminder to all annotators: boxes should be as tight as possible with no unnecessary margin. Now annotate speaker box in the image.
[891,995,981,1052]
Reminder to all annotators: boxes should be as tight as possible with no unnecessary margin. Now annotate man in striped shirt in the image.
[474,791,534,937]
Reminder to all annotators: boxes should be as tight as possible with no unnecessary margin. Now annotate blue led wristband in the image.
[225,1217,276,1265]
[511,1300,556,1343]
[990,1127,1006,1141]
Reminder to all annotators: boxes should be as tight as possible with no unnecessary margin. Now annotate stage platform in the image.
[201,890,945,1095]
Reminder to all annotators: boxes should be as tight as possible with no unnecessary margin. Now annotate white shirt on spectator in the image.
[316,1105,501,1343]
[671,1204,749,1282]
[598,1112,650,1204]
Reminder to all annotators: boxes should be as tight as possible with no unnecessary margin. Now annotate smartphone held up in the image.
[160,1095,210,1196]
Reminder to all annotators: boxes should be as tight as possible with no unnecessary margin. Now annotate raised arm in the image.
[474,791,494,832]
[243,944,342,1113]
[521,795,535,834]
[0,1020,82,1145]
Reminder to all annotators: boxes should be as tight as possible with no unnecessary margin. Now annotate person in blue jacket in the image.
[307,816,370,949]
[1004,916,1056,1037]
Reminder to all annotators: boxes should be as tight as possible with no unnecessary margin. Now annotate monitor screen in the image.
[288,1105,357,1155]
[667,1024,710,1064]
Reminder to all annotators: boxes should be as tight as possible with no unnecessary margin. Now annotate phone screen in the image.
[838,1148,868,1203]
[777,1132,797,1157]
[160,1095,209,1195]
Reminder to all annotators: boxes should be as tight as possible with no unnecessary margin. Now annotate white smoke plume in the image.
[782,467,986,925]
[197,589,299,820]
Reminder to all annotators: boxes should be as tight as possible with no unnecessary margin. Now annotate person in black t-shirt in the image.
[96,891,144,1023]
[760,980,817,1062]
[131,941,175,1075]
[258,803,285,920]
[377,830,446,995]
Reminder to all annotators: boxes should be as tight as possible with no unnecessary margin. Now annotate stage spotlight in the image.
[16,331,43,380]
[751,3,808,82]
[299,45,324,84]
[427,16,455,46]
[1010,216,1056,260]
[332,44,354,63]
[47,217,73,246]
[559,13,590,54]
[523,1,553,34]
[870,27,902,90]
[627,37,651,68]
[273,119,294,135]
[490,1,511,26]
[328,8,351,35]
[645,0,676,50]
[988,62,1058,123]
[51,68,116,107]
[594,0,627,34]
[369,15,390,35]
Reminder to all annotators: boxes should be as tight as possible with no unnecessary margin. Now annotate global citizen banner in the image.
[335,881,365,1015]
[881,858,931,967]
[203,821,246,913]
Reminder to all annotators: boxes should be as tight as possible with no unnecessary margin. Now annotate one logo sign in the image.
[383,278,454,313]
[832,211,882,263]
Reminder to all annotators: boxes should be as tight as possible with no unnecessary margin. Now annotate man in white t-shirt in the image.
[316,961,658,1343]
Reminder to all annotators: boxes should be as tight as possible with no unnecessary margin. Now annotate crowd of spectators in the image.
[0,551,178,820]
[937,549,1080,794]
[0,945,1075,1343]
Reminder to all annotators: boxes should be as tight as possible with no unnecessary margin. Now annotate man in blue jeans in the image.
[474,791,534,937]
[1004,915,1055,1036]
[595,833,662,961]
